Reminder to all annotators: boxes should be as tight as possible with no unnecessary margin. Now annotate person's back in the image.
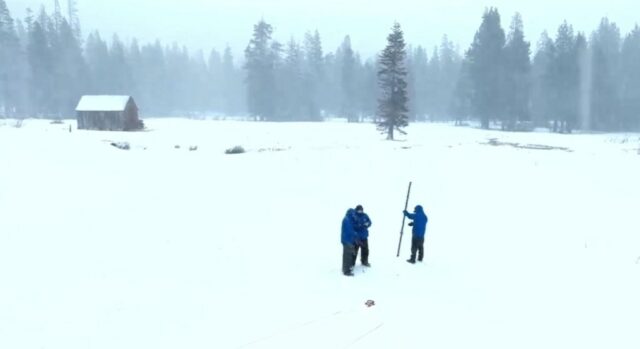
[403,205,428,263]
[341,209,357,245]
[410,206,428,239]
[340,209,357,276]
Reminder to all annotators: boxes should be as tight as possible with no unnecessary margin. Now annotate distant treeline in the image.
[0,1,639,131]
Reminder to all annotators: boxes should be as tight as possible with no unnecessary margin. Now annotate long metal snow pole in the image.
[396,181,412,257]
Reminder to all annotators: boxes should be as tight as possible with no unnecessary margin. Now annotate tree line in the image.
[1,1,639,132]
[0,0,244,117]
[461,8,640,132]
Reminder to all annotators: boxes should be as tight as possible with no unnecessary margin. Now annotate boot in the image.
[362,261,371,267]
[344,271,354,276]
[406,258,416,264]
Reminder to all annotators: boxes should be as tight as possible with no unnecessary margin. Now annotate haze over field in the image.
[2,0,640,133]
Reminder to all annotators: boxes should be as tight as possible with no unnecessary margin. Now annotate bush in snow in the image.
[110,142,130,150]
[225,146,245,154]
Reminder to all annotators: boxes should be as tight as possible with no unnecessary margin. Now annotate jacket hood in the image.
[415,205,424,213]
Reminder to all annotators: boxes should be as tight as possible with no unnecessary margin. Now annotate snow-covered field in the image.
[1,118,639,349]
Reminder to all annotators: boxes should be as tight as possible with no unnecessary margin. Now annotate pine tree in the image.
[164,43,189,112]
[15,19,26,47]
[467,7,505,129]
[502,13,531,130]
[531,31,554,128]
[52,18,87,116]
[425,47,441,119]
[451,56,473,125]
[340,35,358,122]
[303,30,324,121]
[550,21,579,133]
[244,20,277,121]
[0,0,16,46]
[222,46,242,115]
[37,6,53,42]
[0,0,23,116]
[24,7,33,32]
[424,36,463,122]
[0,0,12,30]
[109,35,131,95]
[52,0,63,30]
[137,40,168,114]
[407,46,428,121]
[67,0,81,40]
[207,48,223,112]
[282,37,305,120]
[189,50,210,113]
[377,22,409,140]
[590,18,621,131]
[270,40,284,120]
[575,33,590,131]
[85,31,110,93]
[27,20,53,116]
[322,51,340,117]
[439,36,462,121]
[126,39,142,101]
[352,53,367,121]
[359,59,378,120]
[620,25,640,130]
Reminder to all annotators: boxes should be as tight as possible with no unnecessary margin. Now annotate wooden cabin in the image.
[76,95,143,131]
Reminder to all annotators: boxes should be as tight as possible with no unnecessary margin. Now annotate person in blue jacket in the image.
[403,205,428,264]
[354,205,372,267]
[341,208,358,276]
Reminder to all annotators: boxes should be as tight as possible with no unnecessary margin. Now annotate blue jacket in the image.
[404,205,428,238]
[341,209,357,245]
[354,212,372,240]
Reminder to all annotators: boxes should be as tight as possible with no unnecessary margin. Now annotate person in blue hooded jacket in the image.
[354,205,372,267]
[403,205,428,264]
[341,208,358,276]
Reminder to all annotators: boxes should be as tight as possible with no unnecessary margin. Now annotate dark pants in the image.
[354,239,369,264]
[342,244,356,273]
[410,237,425,261]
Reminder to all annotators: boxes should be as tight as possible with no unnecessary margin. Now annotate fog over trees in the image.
[1,1,639,132]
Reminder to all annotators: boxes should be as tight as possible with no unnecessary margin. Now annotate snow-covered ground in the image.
[1,118,639,349]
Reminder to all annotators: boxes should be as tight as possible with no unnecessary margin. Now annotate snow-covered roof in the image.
[76,95,133,112]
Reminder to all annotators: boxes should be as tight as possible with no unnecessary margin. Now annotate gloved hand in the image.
[408,222,414,227]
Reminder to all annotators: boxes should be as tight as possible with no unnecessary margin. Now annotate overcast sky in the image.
[8,0,640,60]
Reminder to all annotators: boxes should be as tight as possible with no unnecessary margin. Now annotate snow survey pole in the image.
[396,181,412,257]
